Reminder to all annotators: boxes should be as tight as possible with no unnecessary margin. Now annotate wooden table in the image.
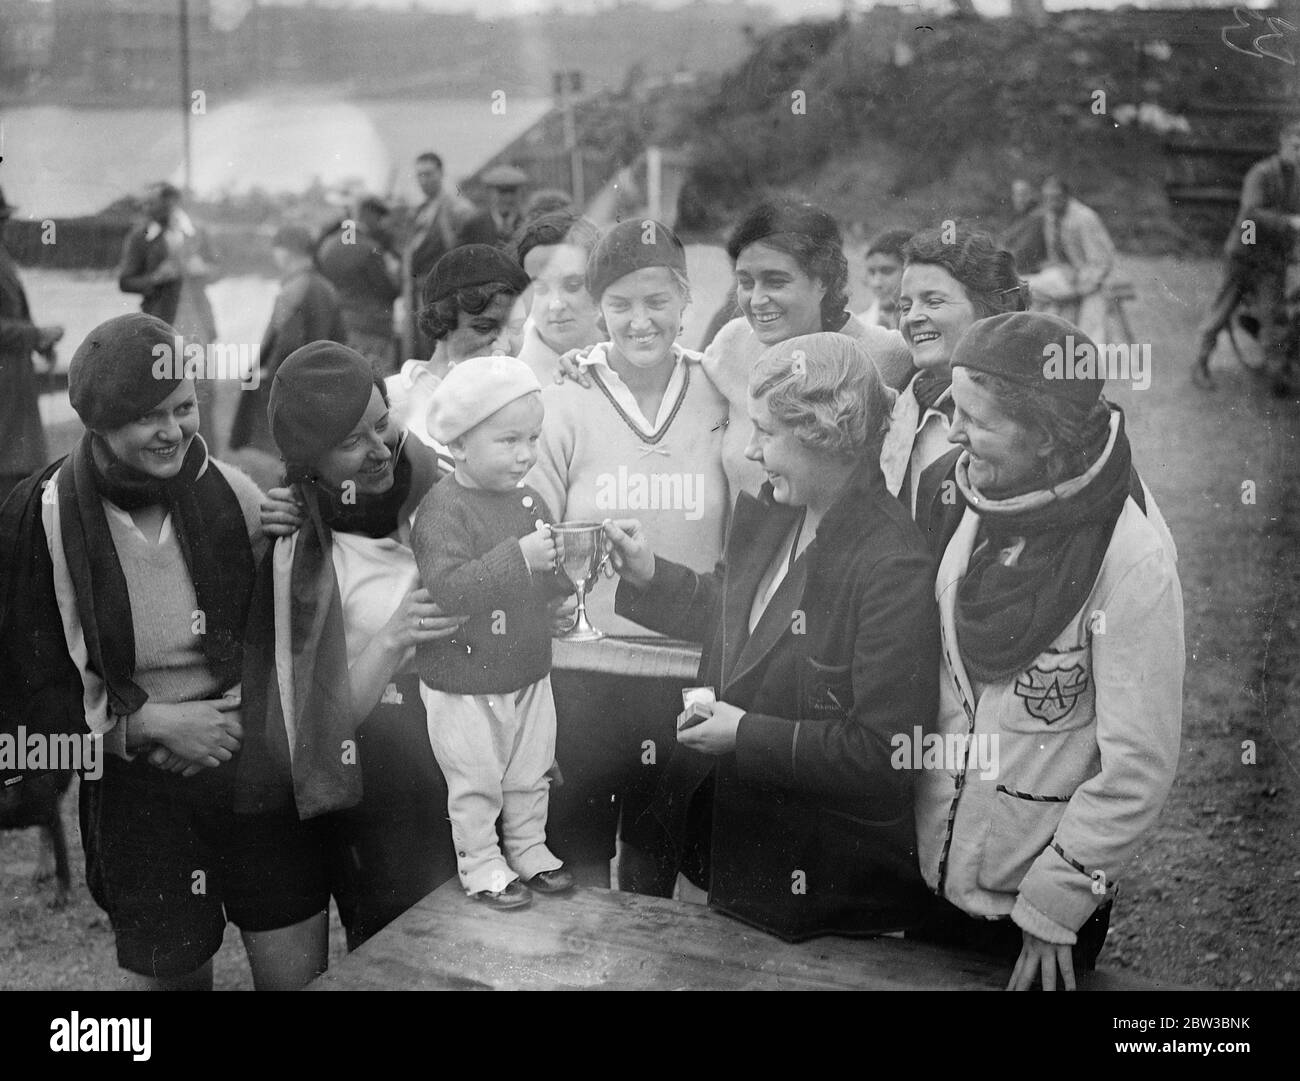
[308,881,1181,991]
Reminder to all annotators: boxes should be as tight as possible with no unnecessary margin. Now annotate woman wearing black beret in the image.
[0,313,327,989]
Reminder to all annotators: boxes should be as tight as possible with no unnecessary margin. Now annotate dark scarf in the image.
[911,371,953,416]
[238,438,413,819]
[57,432,254,717]
[953,408,1134,685]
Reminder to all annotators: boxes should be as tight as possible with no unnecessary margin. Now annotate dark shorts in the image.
[80,755,329,979]
[547,669,689,867]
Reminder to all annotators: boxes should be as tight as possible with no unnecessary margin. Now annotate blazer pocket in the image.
[801,657,853,721]
[976,787,1070,894]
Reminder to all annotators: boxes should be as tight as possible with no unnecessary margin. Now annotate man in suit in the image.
[480,165,530,246]
[404,152,494,359]
[1192,120,1300,394]
[0,186,63,501]
[118,181,219,338]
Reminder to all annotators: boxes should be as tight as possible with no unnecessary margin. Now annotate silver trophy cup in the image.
[553,520,610,641]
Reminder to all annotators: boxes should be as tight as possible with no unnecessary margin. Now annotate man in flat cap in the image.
[0,185,64,501]
[480,164,531,247]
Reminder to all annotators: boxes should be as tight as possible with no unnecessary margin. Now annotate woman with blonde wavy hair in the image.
[601,331,938,940]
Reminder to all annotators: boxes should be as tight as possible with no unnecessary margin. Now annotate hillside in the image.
[670,8,1300,253]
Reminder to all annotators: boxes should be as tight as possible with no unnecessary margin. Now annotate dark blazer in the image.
[0,461,88,785]
[913,447,965,559]
[616,464,940,941]
[0,248,48,476]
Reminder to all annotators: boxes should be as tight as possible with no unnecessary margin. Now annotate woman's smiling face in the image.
[314,387,398,497]
[601,266,686,370]
[734,242,827,345]
[101,380,199,480]
[948,367,1051,497]
[898,262,978,374]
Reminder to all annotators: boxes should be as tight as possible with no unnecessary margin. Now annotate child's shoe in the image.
[527,867,575,895]
[472,879,532,909]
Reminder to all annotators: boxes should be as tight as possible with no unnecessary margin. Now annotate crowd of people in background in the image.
[28,116,1300,990]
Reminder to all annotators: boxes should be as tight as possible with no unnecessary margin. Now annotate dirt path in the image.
[2,254,1296,990]
[1098,256,1300,990]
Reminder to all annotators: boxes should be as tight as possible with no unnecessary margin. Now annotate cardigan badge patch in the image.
[1013,663,1089,724]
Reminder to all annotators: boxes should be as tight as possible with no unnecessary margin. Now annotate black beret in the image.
[268,341,379,466]
[585,218,686,302]
[423,244,529,304]
[951,311,1105,405]
[68,313,181,431]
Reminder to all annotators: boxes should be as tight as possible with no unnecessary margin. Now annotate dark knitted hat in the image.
[68,313,181,431]
[423,244,529,304]
[586,218,687,302]
[951,311,1106,405]
[268,341,378,465]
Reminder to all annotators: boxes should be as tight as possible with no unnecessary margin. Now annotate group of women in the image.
[0,192,1184,992]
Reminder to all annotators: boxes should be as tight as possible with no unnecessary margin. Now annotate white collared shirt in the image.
[879,372,954,515]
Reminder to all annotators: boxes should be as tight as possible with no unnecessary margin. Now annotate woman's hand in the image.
[136,697,244,770]
[381,588,465,653]
[601,518,655,590]
[554,346,596,387]
[260,486,304,538]
[1007,929,1076,991]
[676,700,744,756]
[145,745,204,778]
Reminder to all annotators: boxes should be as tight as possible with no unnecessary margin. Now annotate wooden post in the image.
[646,145,662,220]
[179,0,193,197]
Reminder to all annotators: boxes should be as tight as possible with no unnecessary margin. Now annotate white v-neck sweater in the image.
[529,349,731,637]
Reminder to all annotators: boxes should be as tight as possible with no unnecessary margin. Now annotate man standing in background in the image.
[317,195,403,376]
[0,186,63,502]
[480,165,531,246]
[118,181,223,449]
[404,151,492,359]
[1025,176,1115,345]
[1192,120,1300,394]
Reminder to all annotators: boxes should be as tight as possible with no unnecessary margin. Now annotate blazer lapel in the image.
[726,555,808,697]
[719,498,797,689]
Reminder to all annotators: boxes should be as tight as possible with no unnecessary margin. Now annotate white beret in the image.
[427,355,543,444]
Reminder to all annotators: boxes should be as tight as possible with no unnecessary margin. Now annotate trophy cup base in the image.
[561,626,605,643]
